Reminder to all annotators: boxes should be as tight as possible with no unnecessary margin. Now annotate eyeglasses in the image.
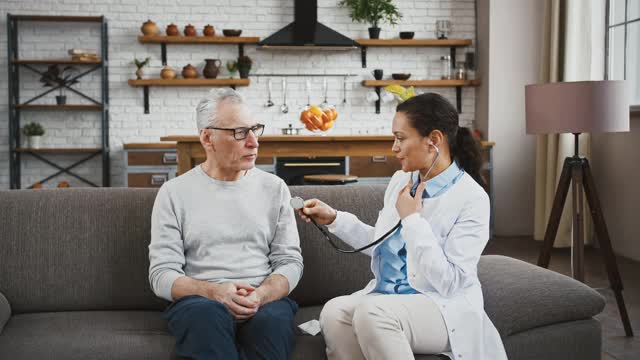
[206,123,265,140]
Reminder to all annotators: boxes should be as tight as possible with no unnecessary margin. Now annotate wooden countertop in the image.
[123,142,176,150]
[160,135,495,147]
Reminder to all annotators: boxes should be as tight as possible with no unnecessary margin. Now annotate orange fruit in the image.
[309,105,323,117]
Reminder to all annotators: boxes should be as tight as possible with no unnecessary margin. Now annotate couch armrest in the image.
[0,291,10,334]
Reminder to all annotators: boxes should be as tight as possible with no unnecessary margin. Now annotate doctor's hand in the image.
[297,198,338,225]
[396,178,426,219]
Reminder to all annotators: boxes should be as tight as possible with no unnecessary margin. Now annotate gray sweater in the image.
[148,165,303,302]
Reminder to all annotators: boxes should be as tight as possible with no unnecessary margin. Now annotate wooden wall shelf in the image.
[16,147,102,154]
[16,104,103,111]
[138,35,260,66]
[356,39,472,47]
[138,35,260,44]
[128,78,250,113]
[128,78,250,87]
[12,59,102,65]
[363,79,481,114]
[355,38,473,67]
[363,80,481,87]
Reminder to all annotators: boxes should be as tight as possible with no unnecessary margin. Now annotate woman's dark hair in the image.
[396,93,484,187]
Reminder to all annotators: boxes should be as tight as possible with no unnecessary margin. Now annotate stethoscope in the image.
[290,142,441,254]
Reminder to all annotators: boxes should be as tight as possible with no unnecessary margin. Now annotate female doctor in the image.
[297,93,507,360]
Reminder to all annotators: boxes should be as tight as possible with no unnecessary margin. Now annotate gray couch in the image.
[0,186,605,360]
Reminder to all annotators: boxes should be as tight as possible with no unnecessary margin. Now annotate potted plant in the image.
[226,60,238,78]
[39,65,79,105]
[237,55,252,79]
[338,0,402,39]
[22,122,45,149]
[133,57,151,80]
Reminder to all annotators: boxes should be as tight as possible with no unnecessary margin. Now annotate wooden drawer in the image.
[349,156,401,177]
[127,173,172,188]
[128,151,177,166]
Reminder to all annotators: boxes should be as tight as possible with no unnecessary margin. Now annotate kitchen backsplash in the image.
[0,0,477,188]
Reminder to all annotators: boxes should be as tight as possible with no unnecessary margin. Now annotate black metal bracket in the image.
[239,44,245,57]
[25,151,101,188]
[143,86,149,114]
[456,86,462,113]
[361,46,367,68]
[161,43,167,66]
[375,86,381,114]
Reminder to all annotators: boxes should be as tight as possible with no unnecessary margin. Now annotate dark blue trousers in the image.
[164,295,298,360]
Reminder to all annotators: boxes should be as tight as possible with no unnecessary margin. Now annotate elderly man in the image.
[149,88,303,360]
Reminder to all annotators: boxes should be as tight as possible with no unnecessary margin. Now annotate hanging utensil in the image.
[306,80,311,106]
[264,78,274,107]
[321,77,328,108]
[342,76,347,105]
[280,78,289,114]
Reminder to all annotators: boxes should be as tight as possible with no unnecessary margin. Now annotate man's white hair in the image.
[195,88,246,131]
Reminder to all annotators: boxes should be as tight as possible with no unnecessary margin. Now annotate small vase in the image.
[56,95,66,105]
[184,24,196,37]
[182,64,199,79]
[166,23,179,36]
[27,136,42,149]
[160,66,177,80]
[135,68,144,80]
[203,24,215,37]
[203,59,222,79]
[141,19,159,36]
[368,27,381,39]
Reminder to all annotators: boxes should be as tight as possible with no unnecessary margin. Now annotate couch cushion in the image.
[478,255,606,336]
[0,311,179,360]
[289,185,385,306]
[0,189,168,313]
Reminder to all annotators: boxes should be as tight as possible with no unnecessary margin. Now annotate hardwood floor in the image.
[484,236,640,360]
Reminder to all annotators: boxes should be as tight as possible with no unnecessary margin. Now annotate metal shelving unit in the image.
[7,14,110,189]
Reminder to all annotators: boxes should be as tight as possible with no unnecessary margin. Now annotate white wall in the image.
[0,0,478,189]
[591,114,640,261]
[477,0,545,236]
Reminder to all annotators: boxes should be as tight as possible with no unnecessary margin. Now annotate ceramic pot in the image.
[203,24,215,37]
[182,64,198,79]
[203,59,222,79]
[166,23,179,36]
[27,136,42,149]
[141,19,159,36]
[184,24,196,37]
[135,68,144,80]
[160,66,177,80]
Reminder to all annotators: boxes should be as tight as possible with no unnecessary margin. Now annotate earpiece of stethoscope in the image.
[291,196,400,253]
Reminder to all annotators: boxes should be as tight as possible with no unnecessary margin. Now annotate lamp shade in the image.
[525,80,630,134]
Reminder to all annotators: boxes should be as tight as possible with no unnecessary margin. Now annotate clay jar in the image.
[141,19,159,36]
[160,66,177,80]
[203,24,215,37]
[203,59,222,79]
[184,24,196,36]
[182,64,198,79]
[166,23,179,36]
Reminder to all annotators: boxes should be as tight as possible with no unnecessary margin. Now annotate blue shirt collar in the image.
[411,161,462,198]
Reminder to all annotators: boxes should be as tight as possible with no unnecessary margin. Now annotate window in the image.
[606,0,640,109]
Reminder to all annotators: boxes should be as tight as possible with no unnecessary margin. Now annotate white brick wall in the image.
[0,0,477,189]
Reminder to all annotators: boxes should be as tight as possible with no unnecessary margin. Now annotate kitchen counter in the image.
[160,135,495,175]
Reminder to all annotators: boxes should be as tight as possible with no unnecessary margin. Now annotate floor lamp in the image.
[525,80,633,337]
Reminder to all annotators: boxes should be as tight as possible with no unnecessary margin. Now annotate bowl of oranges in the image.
[300,105,338,133]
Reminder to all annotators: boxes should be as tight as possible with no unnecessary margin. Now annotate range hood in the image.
[258,0,358,50]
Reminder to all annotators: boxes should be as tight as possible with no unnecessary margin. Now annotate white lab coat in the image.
[326,170,507,360]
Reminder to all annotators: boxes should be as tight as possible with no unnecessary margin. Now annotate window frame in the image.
[605,0,640,112]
